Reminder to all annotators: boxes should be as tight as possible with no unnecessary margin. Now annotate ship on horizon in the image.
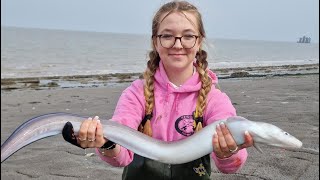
[297,36,311,43]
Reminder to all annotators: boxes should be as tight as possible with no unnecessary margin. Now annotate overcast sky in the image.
[1,0,319,42]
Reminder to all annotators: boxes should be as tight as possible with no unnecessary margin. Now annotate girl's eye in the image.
[161,34,174,39]
[183,35,195,40]
[184,35,194,38]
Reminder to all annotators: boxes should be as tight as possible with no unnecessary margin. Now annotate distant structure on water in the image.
[297,36,311,43]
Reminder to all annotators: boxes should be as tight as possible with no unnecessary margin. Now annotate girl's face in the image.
[155,12,201,73]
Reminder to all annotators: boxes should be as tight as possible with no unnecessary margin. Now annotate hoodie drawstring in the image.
[173,93,180,114]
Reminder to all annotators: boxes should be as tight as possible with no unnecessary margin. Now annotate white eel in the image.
[1,112,303,164]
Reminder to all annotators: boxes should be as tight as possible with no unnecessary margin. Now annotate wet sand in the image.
[1,74,319,180]
[1,63,318,91]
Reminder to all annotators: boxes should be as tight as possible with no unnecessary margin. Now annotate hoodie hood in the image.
[154,60,218,93]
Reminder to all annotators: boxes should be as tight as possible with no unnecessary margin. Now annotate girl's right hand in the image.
[76,116,107,148]
[63,116,120,157]
[62,116,107,149]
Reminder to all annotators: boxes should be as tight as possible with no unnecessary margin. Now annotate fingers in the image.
[78,117,92,143]
[212,132,224,158]
[87,116,99,142]
[239,131,254,149]
[219,122,238,151]
[213,121,255,159]
[213,122,239,158]
[77,116,102,148]
[96,119,107,147]
[216,123,229,152]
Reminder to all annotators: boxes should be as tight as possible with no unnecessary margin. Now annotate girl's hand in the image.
[76,116,107,148]
[212,122,253,159]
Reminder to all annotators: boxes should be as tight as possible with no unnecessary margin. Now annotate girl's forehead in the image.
[158,11,198,33]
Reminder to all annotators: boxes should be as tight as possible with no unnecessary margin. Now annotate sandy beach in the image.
[1,74,319,180]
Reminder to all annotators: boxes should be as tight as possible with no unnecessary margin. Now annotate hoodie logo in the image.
[175,115,194,136]
[193,163,207,176]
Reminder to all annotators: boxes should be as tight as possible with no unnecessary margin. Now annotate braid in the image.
[144,50,159,114]
[194,49,212,131]
[138,50,160,136]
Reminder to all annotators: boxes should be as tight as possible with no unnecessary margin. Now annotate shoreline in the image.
[1,63,319,91]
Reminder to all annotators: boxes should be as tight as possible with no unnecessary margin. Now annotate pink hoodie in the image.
[97,60,248,173]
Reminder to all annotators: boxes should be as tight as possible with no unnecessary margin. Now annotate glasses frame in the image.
[155,34,200,49]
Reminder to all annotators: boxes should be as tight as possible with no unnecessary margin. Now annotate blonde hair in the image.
[139,1,212,136]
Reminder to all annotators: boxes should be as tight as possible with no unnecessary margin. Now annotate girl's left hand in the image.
[212,122,253,159]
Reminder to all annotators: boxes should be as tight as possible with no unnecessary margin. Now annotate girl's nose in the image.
[172,38,183,49]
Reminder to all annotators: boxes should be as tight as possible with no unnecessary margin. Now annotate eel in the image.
[1,112,303,164]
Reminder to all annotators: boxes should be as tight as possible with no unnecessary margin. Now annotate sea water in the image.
[1,26,319,79]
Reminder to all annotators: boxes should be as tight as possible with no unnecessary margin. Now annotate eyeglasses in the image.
[155,34,199,49]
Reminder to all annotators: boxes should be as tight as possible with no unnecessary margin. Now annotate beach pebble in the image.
[85,153,95,157]
[281,102,289,104]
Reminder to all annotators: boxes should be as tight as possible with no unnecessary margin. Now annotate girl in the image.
[63,1,253,179]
